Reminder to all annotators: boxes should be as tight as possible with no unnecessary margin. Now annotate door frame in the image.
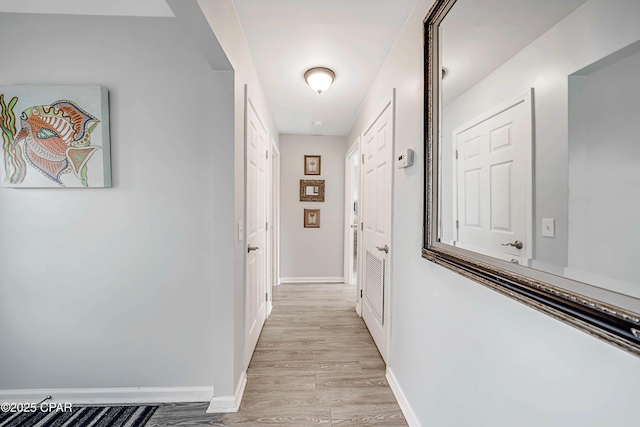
[268,139,281,314]
[343,138,361,314]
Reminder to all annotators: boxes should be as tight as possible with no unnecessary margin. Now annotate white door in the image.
[245,93,268,367]
[453,89,533,263]
[361,93,394,363]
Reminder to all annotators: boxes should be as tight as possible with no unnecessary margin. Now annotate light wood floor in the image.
[147,283,406,426]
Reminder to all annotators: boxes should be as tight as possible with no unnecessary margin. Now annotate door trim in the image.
[265,138,280,317]
[270,141,280,290]
[344,138,361,314]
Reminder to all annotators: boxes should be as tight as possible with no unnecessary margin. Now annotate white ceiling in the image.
[441,0,588,106]
[232,0,419,136]
[0,0,173,17]
[0,0,589,133]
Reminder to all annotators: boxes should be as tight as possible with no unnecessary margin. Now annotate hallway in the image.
[149,283,406,426]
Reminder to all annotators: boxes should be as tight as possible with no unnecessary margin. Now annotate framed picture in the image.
[0,85,111,188]
[304,155,321,175]
[304,209,320,228]
[300,179,325,202]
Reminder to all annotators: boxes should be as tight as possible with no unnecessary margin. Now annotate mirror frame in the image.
[422,0,640,357]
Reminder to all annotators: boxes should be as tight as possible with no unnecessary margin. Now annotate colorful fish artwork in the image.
[0,86,111,188]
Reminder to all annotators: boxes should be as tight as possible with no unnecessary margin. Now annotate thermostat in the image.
[397,149,414,169]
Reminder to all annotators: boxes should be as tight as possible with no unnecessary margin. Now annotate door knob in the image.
[502,240,523,249]
[247,245,260,253]
[376,245,389,254]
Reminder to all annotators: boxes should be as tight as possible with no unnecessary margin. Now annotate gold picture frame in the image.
[300,180,325,202]
[304,209,320,228]
[304,155,321,175]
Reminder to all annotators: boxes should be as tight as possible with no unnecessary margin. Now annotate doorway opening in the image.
[344,140,361,313]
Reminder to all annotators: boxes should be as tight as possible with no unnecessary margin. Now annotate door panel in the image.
[361,95,394,363]
[490,161,512,231]
[245,94,268,367]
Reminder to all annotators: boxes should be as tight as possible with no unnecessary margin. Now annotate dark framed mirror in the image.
[423,0,640,356]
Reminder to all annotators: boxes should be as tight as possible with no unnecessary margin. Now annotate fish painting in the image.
[0,85,111,188]
[13,100,100,186]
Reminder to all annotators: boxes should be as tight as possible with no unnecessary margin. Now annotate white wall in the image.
[0,13,234,391]
[193,0,280,392]
[279,134,347,280]
[568,43,640,285]
[348,0,640,425]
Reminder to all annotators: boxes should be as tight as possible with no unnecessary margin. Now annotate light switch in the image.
[238,221,244,242]
[542,218,555,238]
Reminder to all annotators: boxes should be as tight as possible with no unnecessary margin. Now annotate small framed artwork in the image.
[304,209,320,228]
[304,155,321,175]
[300,179,325,202]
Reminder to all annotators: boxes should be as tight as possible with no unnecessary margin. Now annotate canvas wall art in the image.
[0,85,111,188]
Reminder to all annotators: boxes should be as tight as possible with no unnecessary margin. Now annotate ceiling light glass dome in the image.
[304,67,335,94]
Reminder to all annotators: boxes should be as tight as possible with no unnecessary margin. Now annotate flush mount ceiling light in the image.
[304,67,335,94]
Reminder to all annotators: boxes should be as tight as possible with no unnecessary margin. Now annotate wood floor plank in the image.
[147,283,407,426]
[247,360,362,376]
[331,404,407,426]
[220,408,332,426]
[147,403,224,426]
[250,350,316,363]
[316,371,390,390]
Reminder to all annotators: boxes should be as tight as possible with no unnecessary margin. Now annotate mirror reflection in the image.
[438,0,640,298]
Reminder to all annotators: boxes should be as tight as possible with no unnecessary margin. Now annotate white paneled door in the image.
[361,92,394,363]
[245,91,268,367]
[453,89,533,264]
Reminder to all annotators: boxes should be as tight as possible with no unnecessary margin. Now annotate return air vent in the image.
[365,250,385,324]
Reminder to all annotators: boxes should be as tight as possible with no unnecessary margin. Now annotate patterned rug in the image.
[0,405,157,427]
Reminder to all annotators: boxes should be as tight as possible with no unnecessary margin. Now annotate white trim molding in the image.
[279,277,344,284]
[386,368,421,427]
[0,386,213,405]
[207,371,247,413]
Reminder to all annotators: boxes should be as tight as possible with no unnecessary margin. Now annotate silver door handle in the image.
[247,245,260,253]
[351,224,358,229]
[502,240,523,250]
[376,245,389,254]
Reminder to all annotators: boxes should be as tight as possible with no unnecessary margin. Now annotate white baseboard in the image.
[206,371,246,413]
[0,386,213,405]
[234,371,247,410]
[386,368,421,427]
[280,277,344,284]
